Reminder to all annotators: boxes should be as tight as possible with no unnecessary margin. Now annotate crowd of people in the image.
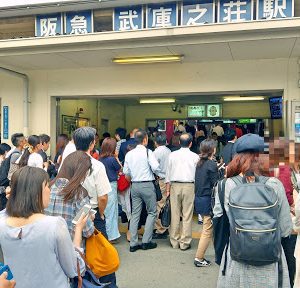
[0,124,299,288]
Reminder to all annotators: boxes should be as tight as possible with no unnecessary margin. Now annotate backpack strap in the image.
[258,175,269,184]
[218,178,227,211]
[231,175,243,186]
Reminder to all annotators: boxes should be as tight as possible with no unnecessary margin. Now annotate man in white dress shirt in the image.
[153,132,171,239]
[166,133,199,250]
[123,129,160,252]
[72,127,117,287]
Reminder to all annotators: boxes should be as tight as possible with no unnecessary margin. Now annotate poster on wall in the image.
[61,115,90,138]
[157,120,166,131]
[3,106,9,140]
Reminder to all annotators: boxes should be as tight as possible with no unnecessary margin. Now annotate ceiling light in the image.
[139,98,175,104]
[223,96,265,101]
[112,55,183,64]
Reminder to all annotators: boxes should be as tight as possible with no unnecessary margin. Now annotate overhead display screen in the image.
[187,105,206,118]
[269,97,283,119]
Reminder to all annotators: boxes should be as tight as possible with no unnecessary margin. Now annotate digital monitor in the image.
[269,97,283,119]
[207,104,222,118]
[187,105,206,118]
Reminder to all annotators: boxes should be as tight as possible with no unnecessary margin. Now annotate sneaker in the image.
[194,258,211,267]
[198,214,203,225]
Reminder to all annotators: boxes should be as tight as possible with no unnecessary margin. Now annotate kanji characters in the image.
[70,15,88,34]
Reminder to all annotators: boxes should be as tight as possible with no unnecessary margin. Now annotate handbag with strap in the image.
[71,249,110,288]
[159,196,171,227]
[85,229,120,278]
[146,149,162,202]
[117,173,130,192]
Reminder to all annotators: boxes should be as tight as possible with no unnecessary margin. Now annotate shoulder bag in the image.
[146,149,162,202]
[85,229,120,278]
[71,249,110,288]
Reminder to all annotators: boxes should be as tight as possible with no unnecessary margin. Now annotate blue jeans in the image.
[94,209,118,288]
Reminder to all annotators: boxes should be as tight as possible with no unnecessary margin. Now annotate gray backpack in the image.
[228,176,281,266]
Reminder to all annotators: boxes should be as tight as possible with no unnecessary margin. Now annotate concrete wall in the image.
[98,99,125,136]
[0,57,299,152]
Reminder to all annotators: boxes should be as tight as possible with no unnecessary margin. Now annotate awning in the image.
[0,18,300,70]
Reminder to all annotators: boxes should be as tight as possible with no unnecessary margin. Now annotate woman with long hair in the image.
[99,138,122,242]
[45,151,94,242]
[194,139,219,267]
[214,134,292,288]
[18,135,43,169]
[0,166,88,288]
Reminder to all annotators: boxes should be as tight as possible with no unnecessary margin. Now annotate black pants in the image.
[281,235,297,288]
[94,209,118,288]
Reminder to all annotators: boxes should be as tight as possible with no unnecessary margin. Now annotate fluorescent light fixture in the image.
[112,55,183,64]
[224,96,265,102]
[139,98,175,104]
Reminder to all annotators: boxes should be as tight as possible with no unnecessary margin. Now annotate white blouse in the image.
[27,152,44,169]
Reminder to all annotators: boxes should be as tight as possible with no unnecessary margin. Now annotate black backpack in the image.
[0,151,21,187]
[228,175,281,266]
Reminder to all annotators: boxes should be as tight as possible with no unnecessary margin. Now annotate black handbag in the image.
[159,196,171,227]
[212,178,230,265]
[146,149,162,201]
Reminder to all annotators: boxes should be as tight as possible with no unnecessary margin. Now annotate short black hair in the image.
[103,132,111,138]
[0,143,11,152]
[155,132,167,146]
[39,134,50,144]
[115,128,127,139]
[11,133,24,147]
[0,146,5,156]
[134,129,147,144]
[225,128,236,142]
[180,133,192,148]
[6,166,49,218]
[73,127,96,152]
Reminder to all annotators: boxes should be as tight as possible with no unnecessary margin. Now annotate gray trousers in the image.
[130,182,156,247]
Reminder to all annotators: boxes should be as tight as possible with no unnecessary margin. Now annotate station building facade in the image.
[0,0,299,155]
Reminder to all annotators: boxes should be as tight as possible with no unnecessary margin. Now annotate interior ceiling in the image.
[62,91,282,105]
[0,38,299,70]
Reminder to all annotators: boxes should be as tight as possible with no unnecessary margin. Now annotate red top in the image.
[271,164,294,206]
[235,127,243,138]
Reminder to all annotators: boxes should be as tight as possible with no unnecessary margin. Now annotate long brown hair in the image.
[197,139,215,167]
[100,137,116,158]
[54,151,91,201]
[227,153,260,178]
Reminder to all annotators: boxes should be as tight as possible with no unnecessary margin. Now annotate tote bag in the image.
[86,229,120,277]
